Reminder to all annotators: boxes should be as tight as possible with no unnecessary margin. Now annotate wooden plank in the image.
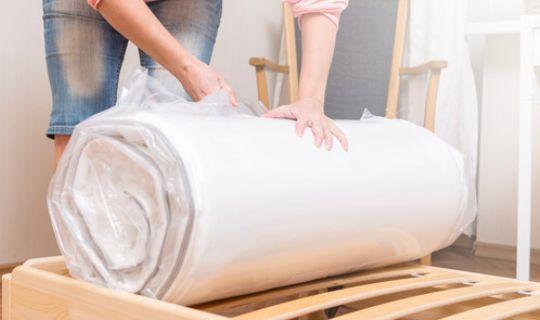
[385,0,409,118]
[438,294,540,320]
[197,264,431,313]
[334,282,536,320]
[10,266,227,320]
[233,273,469,320]
[2,274,12,320]
[390,297,540,320]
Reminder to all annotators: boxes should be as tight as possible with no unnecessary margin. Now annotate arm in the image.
[264,13,348,151]
[96,0,237,105]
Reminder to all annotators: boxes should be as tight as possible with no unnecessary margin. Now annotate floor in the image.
[0,246,539,319]
[432,245,540,281]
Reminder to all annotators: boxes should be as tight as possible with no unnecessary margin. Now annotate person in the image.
[43,0,349,164]
[264,0,349,152]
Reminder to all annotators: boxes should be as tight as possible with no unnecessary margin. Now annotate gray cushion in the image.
[296,0,398,119]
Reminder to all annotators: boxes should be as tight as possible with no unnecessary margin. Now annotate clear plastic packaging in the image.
[49,69,471,305]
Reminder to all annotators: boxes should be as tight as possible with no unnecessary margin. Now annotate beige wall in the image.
[0,2,59,265]
[0,1,282,265]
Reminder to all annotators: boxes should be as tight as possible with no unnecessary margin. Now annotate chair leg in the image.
[420,254,432,266]
[254,67,270,108]
[423,69,442,132]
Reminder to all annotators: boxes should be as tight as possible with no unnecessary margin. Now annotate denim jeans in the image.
[43,0,222,138]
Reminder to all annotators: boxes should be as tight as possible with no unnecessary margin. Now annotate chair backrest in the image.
[289,0,408,119]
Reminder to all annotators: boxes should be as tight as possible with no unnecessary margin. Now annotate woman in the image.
[266,0,349,152]
[44,0,348,164]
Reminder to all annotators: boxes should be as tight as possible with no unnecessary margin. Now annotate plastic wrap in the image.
[48,69,470,305]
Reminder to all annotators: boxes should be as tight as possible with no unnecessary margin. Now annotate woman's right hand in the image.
[176,58,238,106]
[96,0,236,106]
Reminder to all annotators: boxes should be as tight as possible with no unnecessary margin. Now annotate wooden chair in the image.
[250,0,445,265]
[249,0,446,131]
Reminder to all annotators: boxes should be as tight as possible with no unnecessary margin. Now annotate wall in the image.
[0,0,282,265]
[469,0,540,249]
[0,2,59,265]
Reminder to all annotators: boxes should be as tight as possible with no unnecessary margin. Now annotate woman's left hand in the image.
[263,98,348,151]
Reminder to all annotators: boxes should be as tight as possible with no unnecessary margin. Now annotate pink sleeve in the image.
[283,0,349,28]
[87,0,101,10]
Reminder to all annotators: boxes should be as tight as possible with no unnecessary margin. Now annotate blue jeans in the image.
[43,0,222,138]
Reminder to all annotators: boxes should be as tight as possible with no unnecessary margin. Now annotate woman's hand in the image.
[263,98,348,151]
[176,58,238,106]
[97,0,238,106]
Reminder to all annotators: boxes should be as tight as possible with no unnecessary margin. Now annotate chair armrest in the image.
[249,57,289,74]
[400,60,448,75]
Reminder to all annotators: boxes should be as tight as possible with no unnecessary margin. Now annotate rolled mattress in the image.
[48,95,469,306]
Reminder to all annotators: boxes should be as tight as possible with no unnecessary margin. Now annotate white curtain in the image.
[402,0,479,232]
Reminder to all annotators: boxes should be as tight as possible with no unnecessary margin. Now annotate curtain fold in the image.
[402,0,478,233]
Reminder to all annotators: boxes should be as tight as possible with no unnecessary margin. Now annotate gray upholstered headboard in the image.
[296,0,398,119]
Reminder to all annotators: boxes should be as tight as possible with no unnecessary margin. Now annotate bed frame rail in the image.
[3,256,540,320]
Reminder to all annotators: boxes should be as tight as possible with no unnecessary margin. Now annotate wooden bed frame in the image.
[3,256,540,319]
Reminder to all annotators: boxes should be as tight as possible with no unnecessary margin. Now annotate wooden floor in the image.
[432,246,540,282]
[1,247,538,320]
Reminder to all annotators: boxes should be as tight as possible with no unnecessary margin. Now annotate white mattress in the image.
[48,76,469,306]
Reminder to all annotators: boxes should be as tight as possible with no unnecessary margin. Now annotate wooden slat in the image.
[2,274,12,320]
[197,264,432,312]
[439,294,540,320]
[234,273,469,320]
[10,266,227,320]
[334,282,535,320]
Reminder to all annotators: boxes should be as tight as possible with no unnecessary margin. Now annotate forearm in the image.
[297,13,338,111]
[97,0,195,78]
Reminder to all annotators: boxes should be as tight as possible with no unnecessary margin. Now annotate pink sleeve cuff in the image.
[87,0,101,10]
[283,0,349,28]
